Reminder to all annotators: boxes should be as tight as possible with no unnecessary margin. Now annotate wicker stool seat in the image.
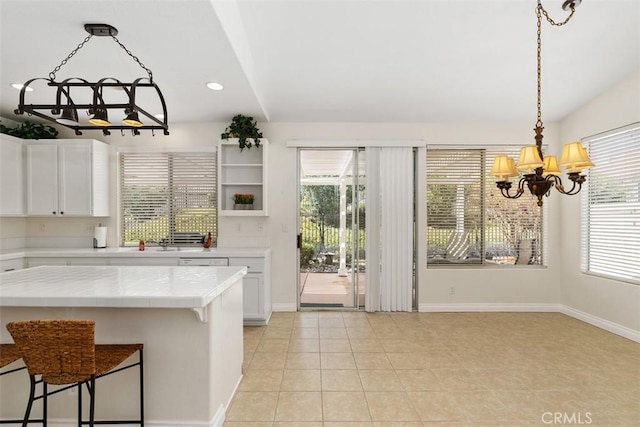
[6,320,144,427]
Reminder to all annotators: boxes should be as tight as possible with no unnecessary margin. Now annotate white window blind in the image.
[426,148,543,266]
[120,152,217,247]
[581,123,640,283]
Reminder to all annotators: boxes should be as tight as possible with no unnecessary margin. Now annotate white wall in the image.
[3,71,637,334]
[559,69,640,332]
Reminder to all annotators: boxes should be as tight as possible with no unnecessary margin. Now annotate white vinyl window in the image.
[427,148,544,266]
[581,123,640,284]
[119,151,217,247]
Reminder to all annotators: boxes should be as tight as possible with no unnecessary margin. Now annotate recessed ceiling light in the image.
[12,83,34,92]
[206,82,223,91]
[154,114,165,120]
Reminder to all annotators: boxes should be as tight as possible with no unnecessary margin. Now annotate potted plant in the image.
[0,120,58,139]
[232,193,254,210]
[220,114,263,151]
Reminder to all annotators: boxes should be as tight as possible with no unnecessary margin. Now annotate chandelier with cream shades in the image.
[491,0,593,207]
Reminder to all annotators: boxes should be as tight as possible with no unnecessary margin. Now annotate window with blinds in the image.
[120,151,217,247]
[581,123,640,284]
[426,148,543,266]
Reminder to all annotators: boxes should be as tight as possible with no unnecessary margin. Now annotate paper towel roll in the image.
[94,226,107,248]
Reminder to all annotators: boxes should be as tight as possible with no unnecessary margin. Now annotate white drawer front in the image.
[229,257,263,273]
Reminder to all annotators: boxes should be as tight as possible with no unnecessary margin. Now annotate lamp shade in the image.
[542,155,561,177]
[122,111,143,127]
[89,109,110,126]
[56,107,79,126]
[517,145,544,171]
[490,155,519,181]
[559,142,594,172]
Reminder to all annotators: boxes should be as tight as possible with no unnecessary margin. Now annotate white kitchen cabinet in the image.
[26,139,109,216]
[26,257,68,268]
[108,258,178,266]
[218,138,268,216]
[229,253,272,325]
[0,134,25,216]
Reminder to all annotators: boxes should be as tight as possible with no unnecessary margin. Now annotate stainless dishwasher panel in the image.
[178,258,229,266]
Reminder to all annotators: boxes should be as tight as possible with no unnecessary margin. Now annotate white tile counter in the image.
[0,265,245,426]
[0,265,247,311]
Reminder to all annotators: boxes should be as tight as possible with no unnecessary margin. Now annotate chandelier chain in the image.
[535,2,576,128]
[110,35,154,82]
[49,35,93,81]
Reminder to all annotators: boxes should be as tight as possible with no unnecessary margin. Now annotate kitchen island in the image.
[0,265,246,427]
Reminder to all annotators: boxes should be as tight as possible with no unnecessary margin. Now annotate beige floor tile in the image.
[321,353,357,369]
[385,353,426,370]
[353,353,393,370]
[379,340,412,353]
[343,318,372,328]
[244,326,266,340]
[395,369,441,391]
[323,391,372,421]
[268,316,295,328]
[431,368,486,390]
[227,391,279,421]
[257,339,290,353]
[365,391,420,421]
[262,327,293,340]
[244,338,261,353]
[322,369,363,391]
[320,328,349,339]
[250,353,287,370]
[280,369,321,391]
[293,318,319,328]
[274,391,323,421]
[372,423,423,427]
[274,423,322,427]
[285,352,321,370]
[347,327,377,339]
[239,370,283,391]
[292,328,320,339]
[407,391,466,422]
[321,339,352,352]
[224,422,274,427]
[358,370,404,391]
[324,423,373,427]
[453,390,518,422]
[349,339,384,353]
[320,318,346,328]
[288,339,320,353]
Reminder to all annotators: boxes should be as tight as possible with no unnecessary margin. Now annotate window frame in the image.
[426,145,546,268]
[118,146,218,248]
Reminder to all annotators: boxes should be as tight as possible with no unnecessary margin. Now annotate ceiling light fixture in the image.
[11,83,34,92]
[14,23,169,136]
[206,82,224,91]
[490,0,593,206]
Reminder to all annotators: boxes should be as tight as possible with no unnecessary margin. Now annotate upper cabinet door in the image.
[58,143,93,215]
[26,143,59,215]
[25,139,109,217]
[0,135,25,216]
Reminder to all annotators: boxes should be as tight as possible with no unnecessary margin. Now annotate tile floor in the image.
[225,311,640,426]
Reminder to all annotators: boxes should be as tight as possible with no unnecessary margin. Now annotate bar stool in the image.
[6,320,144,427]
[1,344,45,425]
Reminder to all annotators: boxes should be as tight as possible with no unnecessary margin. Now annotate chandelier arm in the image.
[110,36,154,83]
[48,35,93,81]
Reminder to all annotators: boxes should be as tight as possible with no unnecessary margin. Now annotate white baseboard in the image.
[272,302,297,312]
[560,305,640,343]
[419,303,559,312]
[211,404,226,427]
[419,302,639,343]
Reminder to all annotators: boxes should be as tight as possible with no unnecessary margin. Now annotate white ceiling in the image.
[1,0,638,126]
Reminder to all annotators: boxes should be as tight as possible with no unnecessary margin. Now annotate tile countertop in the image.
[0,265,247,309]
[0,247,271,261]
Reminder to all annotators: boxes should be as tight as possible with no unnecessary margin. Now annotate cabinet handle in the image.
[60,211,64,215]
[53,211,57,215]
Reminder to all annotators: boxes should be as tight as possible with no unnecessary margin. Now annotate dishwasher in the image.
[178,258,228,266]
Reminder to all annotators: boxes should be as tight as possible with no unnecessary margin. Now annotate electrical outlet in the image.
[449,286,456,295]
[257,222,263,232]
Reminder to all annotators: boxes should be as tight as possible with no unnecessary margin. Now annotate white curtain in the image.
[365,146,413,312]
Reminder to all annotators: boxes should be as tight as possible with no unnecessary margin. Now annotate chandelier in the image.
[490,0,593,206]
[14,23,169,136]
